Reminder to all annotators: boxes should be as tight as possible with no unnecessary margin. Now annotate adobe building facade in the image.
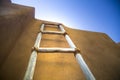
[0,0,120,80]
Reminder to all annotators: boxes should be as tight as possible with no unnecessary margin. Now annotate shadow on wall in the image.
[0,0,35,67]
[0,0,11,5]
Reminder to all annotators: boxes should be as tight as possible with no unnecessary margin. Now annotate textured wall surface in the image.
[0,3,35,67]
[0,1,120,80]
[64,26,120,80]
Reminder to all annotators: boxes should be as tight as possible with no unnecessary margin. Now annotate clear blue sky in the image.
[11,0,120,43]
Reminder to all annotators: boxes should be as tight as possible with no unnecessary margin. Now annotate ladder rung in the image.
[44,23,61,26]
[41,31,65,35]
[37,48,75,53]
[45,25,58,27]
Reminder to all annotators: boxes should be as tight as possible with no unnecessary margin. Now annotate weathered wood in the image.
[34,33,42,48]
[41,31,65,35]
[64,28,95,80]
[44,25,58,27]
[65,34,76,48]
[37,48,75,53]
[24,51,37,80]
[40,24,44,31]
[75,53,95,80]
[43,23,61,26]
[59,25,65,32]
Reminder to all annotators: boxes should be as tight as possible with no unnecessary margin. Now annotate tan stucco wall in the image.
[0,3,35,67]
[0,1,120,80]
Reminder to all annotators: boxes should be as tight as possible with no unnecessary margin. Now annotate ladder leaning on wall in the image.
[24,23,96,80]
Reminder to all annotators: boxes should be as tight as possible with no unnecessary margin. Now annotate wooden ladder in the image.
[24,23,95,80]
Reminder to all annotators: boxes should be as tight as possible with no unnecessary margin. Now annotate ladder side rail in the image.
[34,33,42,48]
[59,25,65,32]
[62,25,96,80]
[24,51,37,80]
[24,24,44,80]
[40,24,45,31]
[35,23,45,48]
[75,53,95,80]
[65,34,76,48]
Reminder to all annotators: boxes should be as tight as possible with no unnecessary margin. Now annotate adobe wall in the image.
[0,0,120,80]
[0,3,35,67]
[64,26,120,80]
